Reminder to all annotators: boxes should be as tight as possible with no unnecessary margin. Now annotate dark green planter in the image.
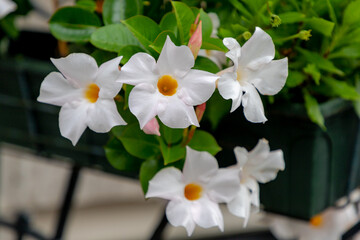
[215,98,360,220]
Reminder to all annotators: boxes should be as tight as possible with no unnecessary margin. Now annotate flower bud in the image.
[195,102,206,123]
[242,31,252,40]
[143,118,161,136]
[188,20,202,59]
[299,30,312,41]
[270,14,281,27]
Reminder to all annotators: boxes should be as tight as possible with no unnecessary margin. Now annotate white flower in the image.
[227,139,285,226]
[117,36,218,129]
[218,27,288,123]
[269,205,358,240]
[146,146,240,236]
[38,53,126,145]
[0,0,16,19]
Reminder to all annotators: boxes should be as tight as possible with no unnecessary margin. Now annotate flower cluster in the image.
[38,25,288,235]
[146,141,284,235]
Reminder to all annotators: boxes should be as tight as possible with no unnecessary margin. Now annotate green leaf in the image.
[171,1,195,44]
[49,7,101,42]
[286,71,306,88]
[193,56,220,74]
[160,140,186,165]
[159,123,183,145]
[326,0,337,24]
[188,130,221,155]
[202,38,227,51]
[159,12,178,34]
[140,158,162,194]
[305,17,334,37]
[76,0,96,12]
[90,24,141,52]
[103,0,142,25]
[329,44,360,59]
[322,77,360,101]
[277,12,306,24]
[343,0,360,25]
[199,9,213,40]
[297,48,343,76]
[91,49,118,65]
[303,64,320,85]
[118,45,145,64]
[0,16,18,39]
[105,137,143,171]
[122,15,161,54]
[204,89,231,130]
[115,123,161,160]
[303,89,326,130]
[228,0,252,19]
[149,31,179,53]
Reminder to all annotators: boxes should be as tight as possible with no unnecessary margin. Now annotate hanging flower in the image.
[227,139,285,226]
[146,146,240,236]
[117,36,218,129]
[218,27,288,123]
[38,53,126,145]
[0,0,16,19]
[269,205,358,240]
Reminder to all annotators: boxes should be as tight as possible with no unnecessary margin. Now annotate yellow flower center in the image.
[157,75,178,96]
[310,215,323,227]
[184,183,203,201]
[84,83,100,103]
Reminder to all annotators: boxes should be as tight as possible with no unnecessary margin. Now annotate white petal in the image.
[245,178,260,208]
[227,185,251,226]
[217,72,242,112]
[233,146,249,167]
[191,197,224,231]
[96,56,123,98]
[87,99,126,133]
[128,83,159,129]
[178,69,218,106]
[0,0,16,19]
[223,37,241,70]
[37,72,82,106]
[59,101,89,146]
[157,96,199,128]
[51,53,98,88]
[207,168,241,203]
[249,58,288,95]
[146,167,184,200]
[157,36,194,78]
[242,83,267,123]
[118,52,158,85]
[183,147,218,184]
[239,27,275,70]
[245,139,285,183]
[166,199,195,236]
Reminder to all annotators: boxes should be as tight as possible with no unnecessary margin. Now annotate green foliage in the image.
[303,89,326,130]
[103,0,143,25]
[140,158,162,194]
[171,1,195,44]
[90,24,141,52]
[188,130,222,155]
[49,7,101,42]
[105,137,143,171]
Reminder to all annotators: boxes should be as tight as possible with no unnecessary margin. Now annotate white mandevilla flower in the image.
[0,0,17,19]
[227,139,285,226]
[146,146,240,236]
[38,53,126,145]
[117,36,218,129]
[269,205,358,240]
[218,27,288,123]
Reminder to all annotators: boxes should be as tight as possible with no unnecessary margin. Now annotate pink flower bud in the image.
[195,102,206,122]
[188,20,202,59]
[143,118,161,136]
